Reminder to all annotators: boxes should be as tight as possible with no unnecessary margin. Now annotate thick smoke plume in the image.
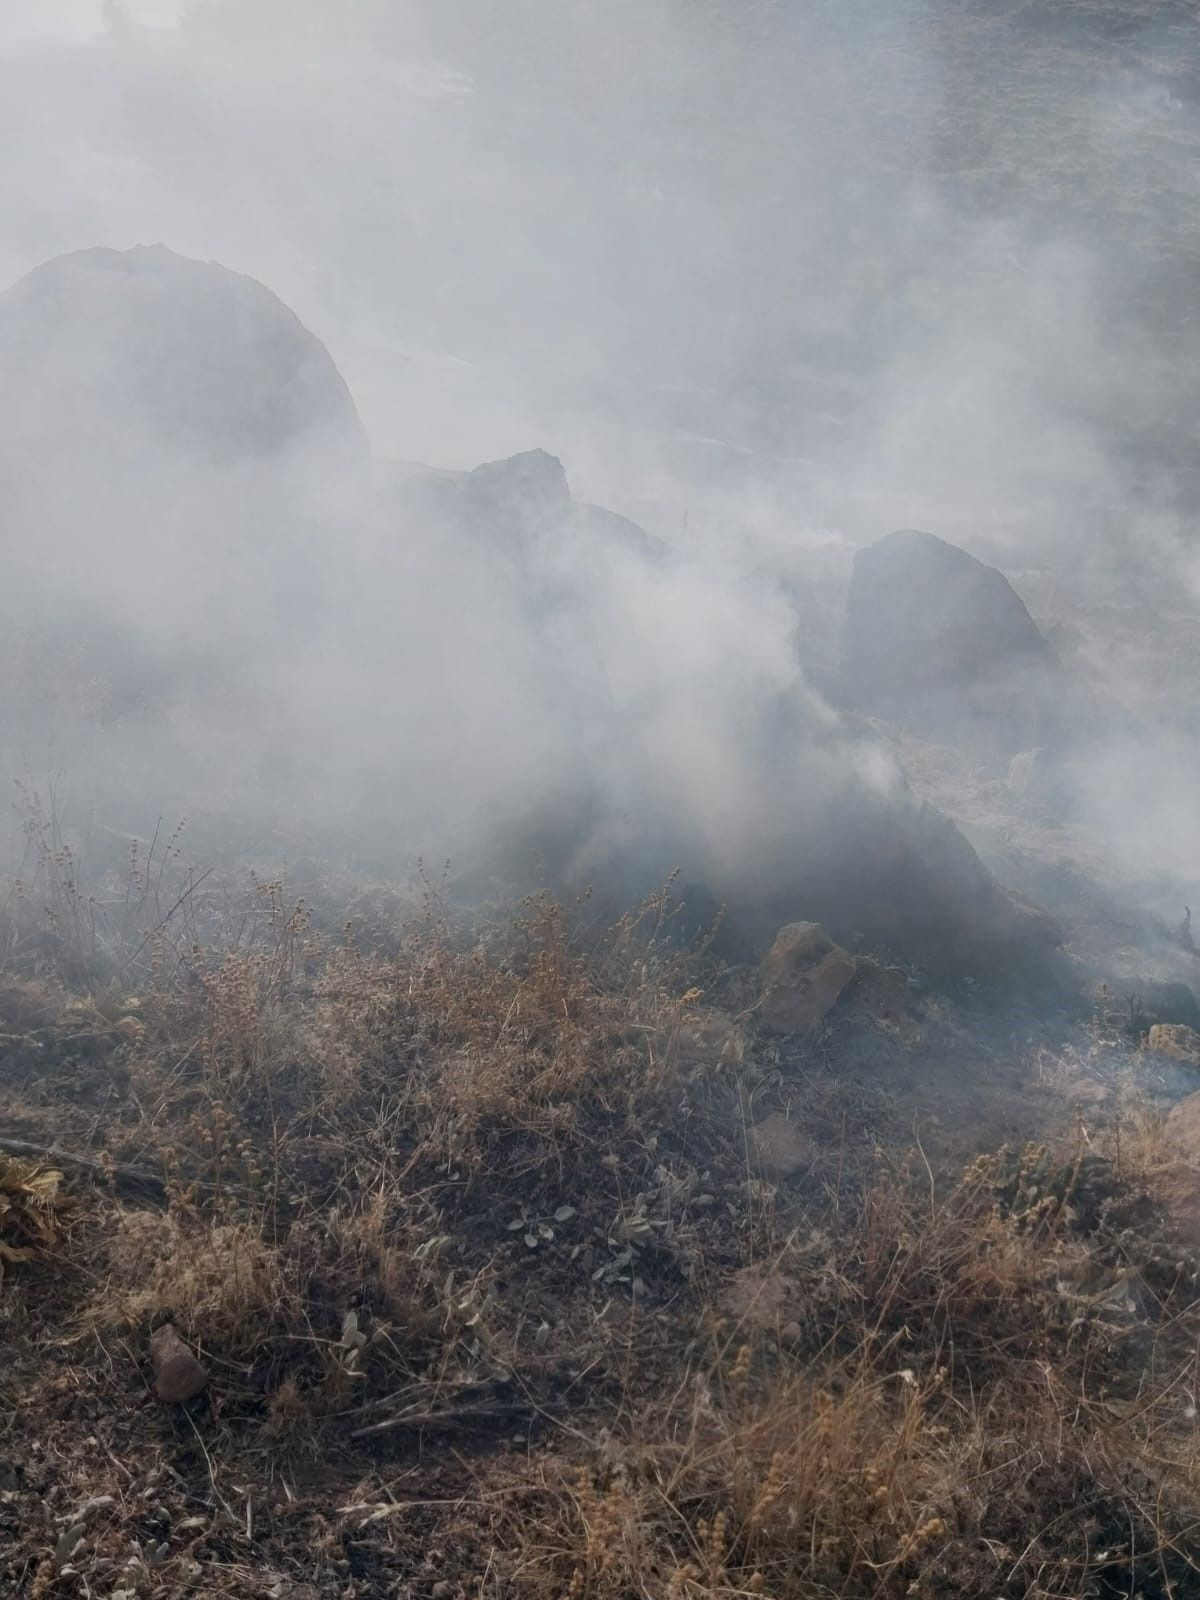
[2,0,1199,939]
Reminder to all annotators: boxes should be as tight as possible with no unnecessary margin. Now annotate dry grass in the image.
[89,1210,299,1357]
[0,1156,71,1281]
[2,843,1200,1597]
[463,1142,1200,1599]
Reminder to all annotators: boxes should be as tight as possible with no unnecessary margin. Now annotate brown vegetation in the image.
[2,827,1200,1597]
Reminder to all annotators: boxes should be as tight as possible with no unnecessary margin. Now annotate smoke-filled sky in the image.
[3,0,1200,906]
[5,0,1199,540]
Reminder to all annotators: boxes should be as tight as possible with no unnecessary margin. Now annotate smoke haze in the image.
[3,0,1200,934]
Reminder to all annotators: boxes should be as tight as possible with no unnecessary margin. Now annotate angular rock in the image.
[1148,1024,1200,1066]
[760,922,856,1034]
[149,1323,209,1404]
[746,1112,818,1181]
[463,448,572,542]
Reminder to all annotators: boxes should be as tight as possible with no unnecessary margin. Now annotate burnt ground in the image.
[5,867,1200,1599]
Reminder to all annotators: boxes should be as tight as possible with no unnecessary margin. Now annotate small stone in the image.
[149,1324,209,1404]
[747,1113,818,1181]
[1148,1024,1200,1065]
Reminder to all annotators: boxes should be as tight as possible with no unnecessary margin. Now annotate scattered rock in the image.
[149,1324,209,1404]
[760,922,856,1034]
[463,448,572,543]
[746,1113,818,1181]
[1147,1024,1200,1065]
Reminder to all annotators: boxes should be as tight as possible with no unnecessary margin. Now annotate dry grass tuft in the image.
[5,847,1200,1597]
[90,1209,298,1356]
[0,1156,71,1281]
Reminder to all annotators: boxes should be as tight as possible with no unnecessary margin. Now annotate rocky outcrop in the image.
[0,244,367,473]
[750,786,1064,988]
[379,447,666,562]
[756,922,924,1042]
[840,529,1065,760]
[463,448,572,542]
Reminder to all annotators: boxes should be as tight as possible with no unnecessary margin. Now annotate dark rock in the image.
[463,448,571,541]
[149,1323,209,1404]
[757,785,1064,988]
[840,528,1065,759]
[379,448,666,562]
[0,243,367,473]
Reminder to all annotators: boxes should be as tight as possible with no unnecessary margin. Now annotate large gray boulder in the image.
[840,529,1065,759]
[0,245,370,823]
[0,244,367,475]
